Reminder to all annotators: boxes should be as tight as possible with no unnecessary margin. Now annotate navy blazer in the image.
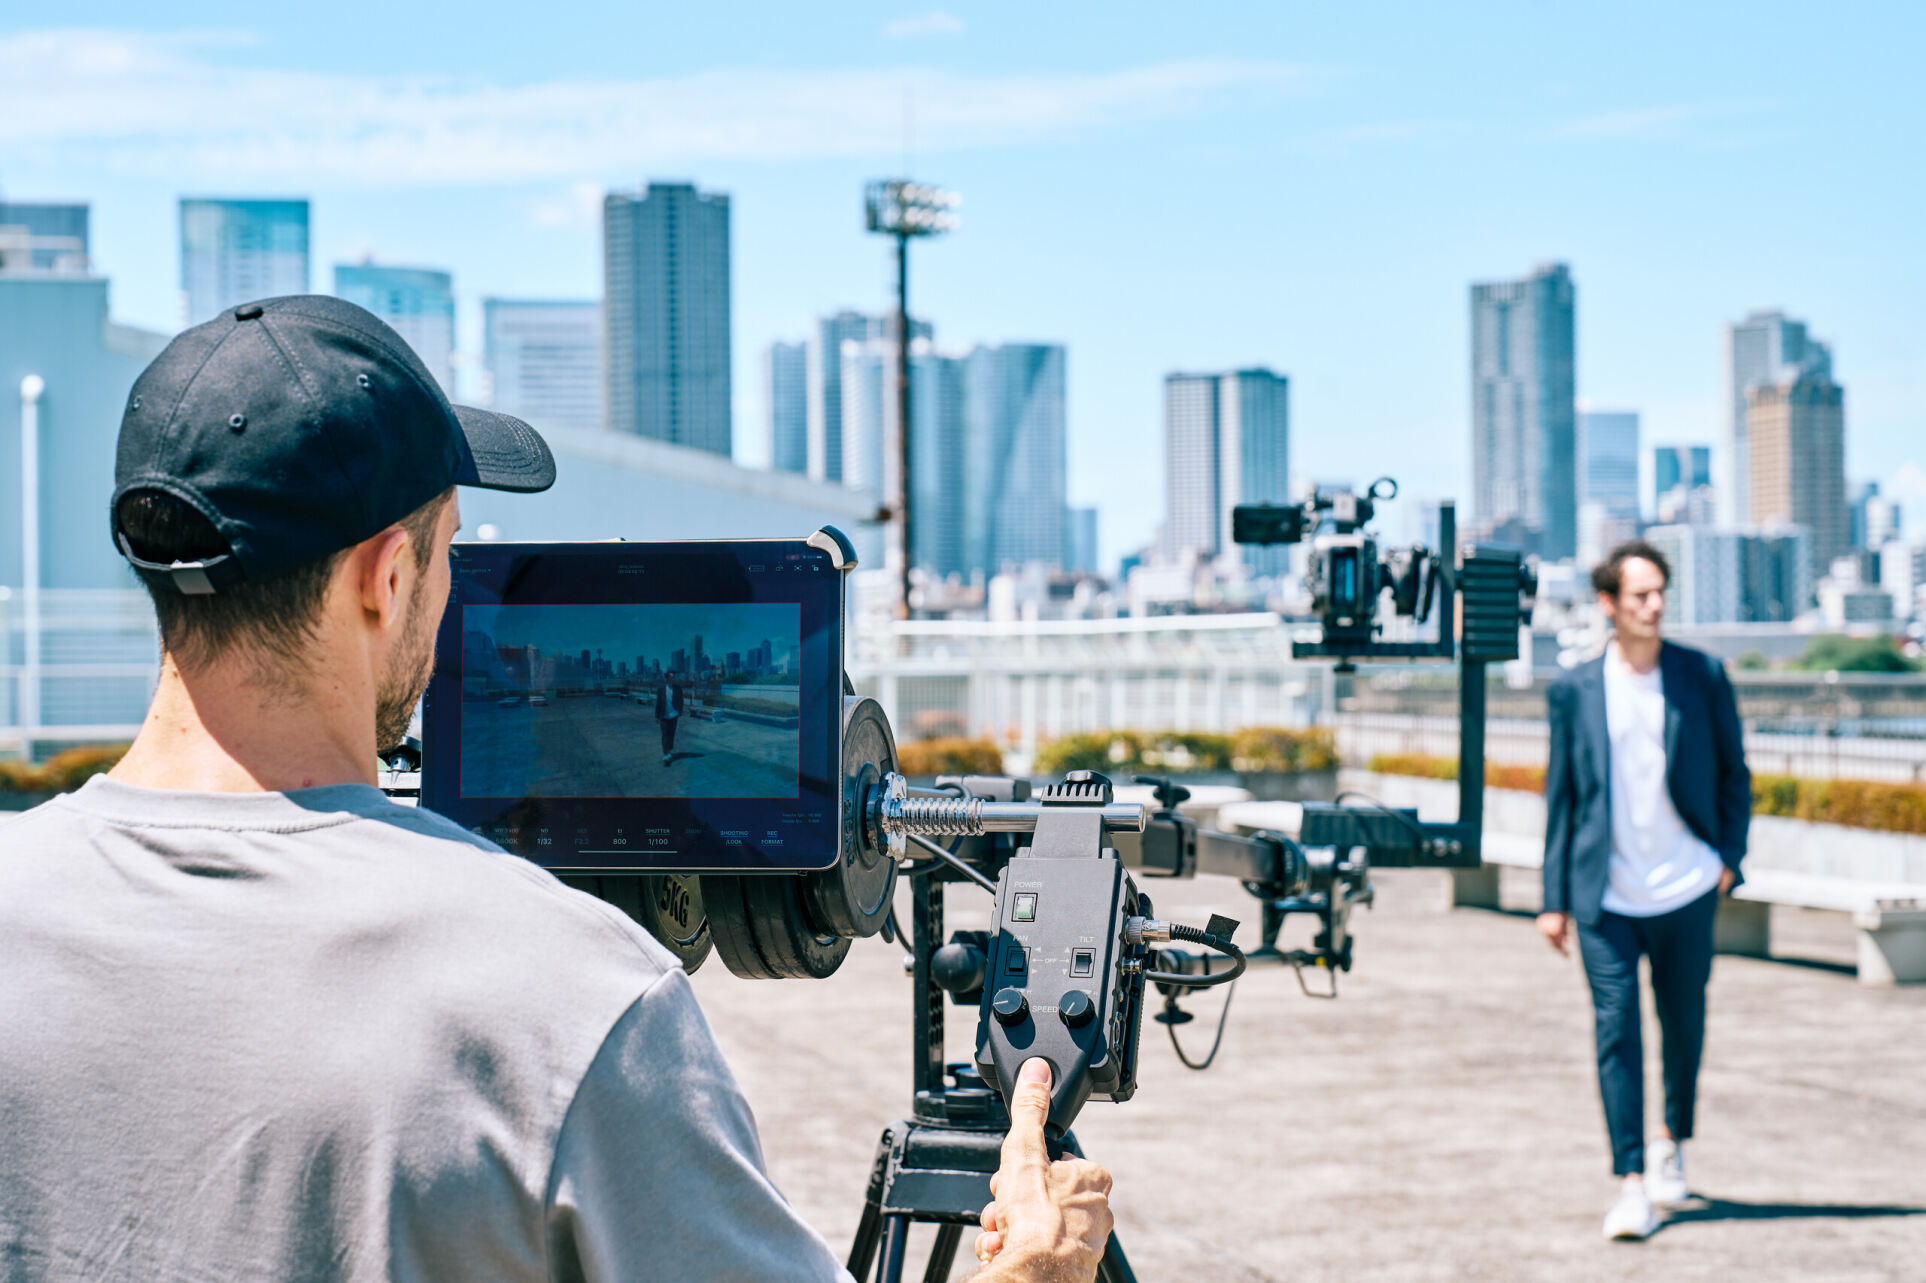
[1542,640,1751,926]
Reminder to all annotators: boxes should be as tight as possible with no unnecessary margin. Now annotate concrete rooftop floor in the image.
[687,866,1926,1282]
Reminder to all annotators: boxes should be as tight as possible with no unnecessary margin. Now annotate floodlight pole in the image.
[894,230,913,621]
[865,180,957,620]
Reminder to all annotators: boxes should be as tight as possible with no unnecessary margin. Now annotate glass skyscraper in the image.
[965,343,1068,576]
[805,310,931,484]
[179,199,310,326]
[1725,309,1831,525]
[603,182,731,456]
[765,340,808,475]
[483,299,603,435]
[334,263,456,394]
[1470,262,1576,559]
[1161,368,1291,576]
[1577,411,1640,517]
[1653,444,1711,499]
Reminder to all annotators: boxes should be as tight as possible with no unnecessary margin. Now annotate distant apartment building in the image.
[1067,506,1100,576]
[805,310,931,483]
[0,202,89,272]
[603,181,731,455]
[765,340,808,475]
[483,299,603,435]
[1470,262,1576,559]
[835,336,969,578]
[1578,411,1640,516]
[334,263,456,394]
[966,343,1068,575]
[1746,372,1847,578]
[1849,480,1902,551]
[1576,409,1640,568]
[1653,444,1711,498]
[1725,309,1831,524]
[180,199,309,326]
[910,349,968,579]
[1645,523,1812,626]
[1162,368,1291,576]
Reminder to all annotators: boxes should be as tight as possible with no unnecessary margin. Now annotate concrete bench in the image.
[1216,792,1926,986]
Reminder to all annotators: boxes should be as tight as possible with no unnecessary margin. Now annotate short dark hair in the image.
[117,488,450,670]
[1592,540,1671,598]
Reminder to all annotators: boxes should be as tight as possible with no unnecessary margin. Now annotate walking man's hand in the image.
[1718,867,1737,895]
[1536,911,1572,956]
[974,1059,1114,1281]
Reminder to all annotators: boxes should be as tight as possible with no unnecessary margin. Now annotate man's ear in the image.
[354,526,415,629]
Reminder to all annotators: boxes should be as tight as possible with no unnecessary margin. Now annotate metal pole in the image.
[896,231,914,620]
[19,375,44,755]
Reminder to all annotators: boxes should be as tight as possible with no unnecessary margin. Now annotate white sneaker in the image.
[1645,1139,1689,1207]
[1603,1180,1658,1241]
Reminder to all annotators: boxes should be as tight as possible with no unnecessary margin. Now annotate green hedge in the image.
[1034,727,1336,779]
[1368,753,1926,836]
[896,737,1005,777]
[1366,753,1548,794]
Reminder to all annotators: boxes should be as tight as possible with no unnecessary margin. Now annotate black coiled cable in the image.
[1142,924,1247,988]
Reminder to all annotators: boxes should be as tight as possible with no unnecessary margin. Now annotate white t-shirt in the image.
[1600,642,1728,917]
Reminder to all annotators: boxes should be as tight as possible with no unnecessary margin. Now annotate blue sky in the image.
[4,3,1921,563]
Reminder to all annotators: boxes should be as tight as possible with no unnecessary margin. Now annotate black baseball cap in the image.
[113,294,555,594]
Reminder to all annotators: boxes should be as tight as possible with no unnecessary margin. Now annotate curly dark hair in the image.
[1591,540,1671,598]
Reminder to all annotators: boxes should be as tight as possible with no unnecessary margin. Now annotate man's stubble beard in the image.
[375,584,437,753]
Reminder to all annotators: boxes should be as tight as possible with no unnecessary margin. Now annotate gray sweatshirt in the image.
[0,776,852,1282]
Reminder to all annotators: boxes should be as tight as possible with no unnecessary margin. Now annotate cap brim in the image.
[451,405,556,493]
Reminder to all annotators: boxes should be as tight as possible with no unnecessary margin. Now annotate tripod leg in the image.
[875,1214,912,1283]
[921,1223,963,1282]
[848,1129,894,1279]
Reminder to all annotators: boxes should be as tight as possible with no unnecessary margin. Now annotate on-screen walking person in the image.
[1539,541,1751,1241]
[657,676,685,766]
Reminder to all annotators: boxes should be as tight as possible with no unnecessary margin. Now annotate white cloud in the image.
[1552,102,1762,141]
[883,10,966,39]
[0,29,1309,188]
[532,180,607,228]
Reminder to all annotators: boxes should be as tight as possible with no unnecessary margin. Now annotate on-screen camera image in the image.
[459,603,803,799]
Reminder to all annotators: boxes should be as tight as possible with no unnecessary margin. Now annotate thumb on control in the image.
[1003,1057,1053,1163]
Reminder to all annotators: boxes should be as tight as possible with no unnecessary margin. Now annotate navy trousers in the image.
[1575,888,1718,1175]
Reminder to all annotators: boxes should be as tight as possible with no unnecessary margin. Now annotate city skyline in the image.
[4,9,1922,565]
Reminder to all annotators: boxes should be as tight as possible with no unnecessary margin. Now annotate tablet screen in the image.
[421,538,843,872]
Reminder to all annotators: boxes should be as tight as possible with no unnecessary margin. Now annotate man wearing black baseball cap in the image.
[0,297,1114,1281]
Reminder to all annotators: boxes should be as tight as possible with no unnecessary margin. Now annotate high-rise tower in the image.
[603,182,731,455]
[1470,262,1576,558]
[180,199,310,326]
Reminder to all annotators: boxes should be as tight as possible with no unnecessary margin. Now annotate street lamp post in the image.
[19,374,44,753]
[864,180,958,618]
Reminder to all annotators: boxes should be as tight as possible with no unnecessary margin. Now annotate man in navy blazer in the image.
[1540,541,1750,1241]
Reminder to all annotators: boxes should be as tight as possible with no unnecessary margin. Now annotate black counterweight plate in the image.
[702,873,852,979]
[701,875,781,979]
[804,696,899,940]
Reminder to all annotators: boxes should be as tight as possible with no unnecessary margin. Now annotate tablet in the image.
[420,534,847,872]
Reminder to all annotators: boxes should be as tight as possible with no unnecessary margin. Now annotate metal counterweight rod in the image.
[876,778,1148,842]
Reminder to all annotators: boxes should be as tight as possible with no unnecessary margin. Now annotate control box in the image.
[974,840,1147,1137]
